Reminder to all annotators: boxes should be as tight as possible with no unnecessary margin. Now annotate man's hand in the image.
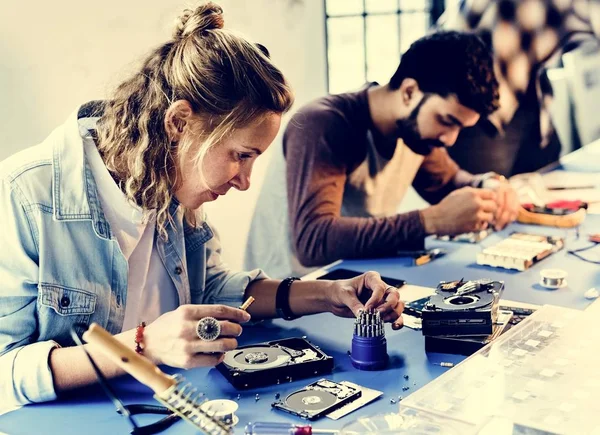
[325,271,405,330]
[487,180,519,230]
[421,187,498,235]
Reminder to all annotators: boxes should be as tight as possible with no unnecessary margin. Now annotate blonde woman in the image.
[0,2,404,408]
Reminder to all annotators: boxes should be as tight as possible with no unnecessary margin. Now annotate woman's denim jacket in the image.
[0,106,266,408]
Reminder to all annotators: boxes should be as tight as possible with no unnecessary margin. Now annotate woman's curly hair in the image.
[96,2,293,238]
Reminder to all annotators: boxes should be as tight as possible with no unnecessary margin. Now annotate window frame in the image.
[323,0,445,92]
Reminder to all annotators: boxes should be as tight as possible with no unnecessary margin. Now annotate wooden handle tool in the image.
[82,322,176,394]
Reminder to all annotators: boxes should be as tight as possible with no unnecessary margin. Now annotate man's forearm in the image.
[293,212,426,268]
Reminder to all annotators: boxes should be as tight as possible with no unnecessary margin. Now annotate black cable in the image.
[69,326,139,430]
[567,243,600,264]
[70,326,184,434]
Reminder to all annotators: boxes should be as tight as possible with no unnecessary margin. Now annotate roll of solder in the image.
[539,269,568,289]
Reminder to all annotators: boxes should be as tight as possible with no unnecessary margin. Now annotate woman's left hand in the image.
[326,271,404,330]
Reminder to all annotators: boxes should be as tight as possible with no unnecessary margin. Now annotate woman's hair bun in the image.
[173,2,224,40]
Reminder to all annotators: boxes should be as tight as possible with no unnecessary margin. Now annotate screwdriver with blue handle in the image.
[396,248,445,266]
[245,422,339,434]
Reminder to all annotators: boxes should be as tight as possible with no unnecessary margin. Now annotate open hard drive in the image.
[421,279,504,336]
[272,379,361,420]
[216,337,334,389]
[425,309,513,355]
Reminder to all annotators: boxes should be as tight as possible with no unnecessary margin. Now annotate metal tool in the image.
[397,248,445,266]
[239,296,255,311]
[83,323,231,435]
[245,421,338,434]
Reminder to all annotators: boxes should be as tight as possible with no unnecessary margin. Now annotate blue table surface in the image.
[1,216,599,435]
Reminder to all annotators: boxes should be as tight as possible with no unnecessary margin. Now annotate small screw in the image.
[275,393,280,400]
[404,375,409,380]
[390,398,396,404]
[236,394,241,401]
[255,394,260,401]
[402,386,410,391]
[398,396,403,401]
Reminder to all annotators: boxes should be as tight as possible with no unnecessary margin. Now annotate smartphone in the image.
[316,268,406,289]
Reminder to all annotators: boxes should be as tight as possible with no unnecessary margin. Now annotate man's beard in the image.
[395,96,445,155]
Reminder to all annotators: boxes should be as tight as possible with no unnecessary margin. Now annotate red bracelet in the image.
[135,322,146,354]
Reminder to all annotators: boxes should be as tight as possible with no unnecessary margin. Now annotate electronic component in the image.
[402,296,430,319]
[272,379,361,420]
[425,310,513,355]
[421,279,504,337]
[476,232,564,271]
[519,200,587,228]
[217,337,333,390]
[435,229,492,243]
[498,305,537,332]
[350,309,388,370]
[326,381,383,420]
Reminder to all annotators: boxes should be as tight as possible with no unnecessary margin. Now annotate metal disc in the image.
[285,389,337,412]
[223,346,291,370]
[428,289,494,311]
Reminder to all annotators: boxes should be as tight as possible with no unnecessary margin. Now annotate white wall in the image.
[0,0,328,270]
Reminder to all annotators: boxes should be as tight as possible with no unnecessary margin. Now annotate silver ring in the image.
[196,317,221,341]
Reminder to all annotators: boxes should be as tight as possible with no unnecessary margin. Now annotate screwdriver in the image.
[245,422,339,434]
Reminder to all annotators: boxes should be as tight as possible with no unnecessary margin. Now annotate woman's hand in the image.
[325,271,405,330]
[143,304,250,369]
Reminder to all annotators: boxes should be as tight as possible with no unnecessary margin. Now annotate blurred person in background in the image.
[440,0,598,176]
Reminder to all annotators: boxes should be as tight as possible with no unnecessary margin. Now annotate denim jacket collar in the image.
[51,106,215,248]
[52,110,92,220]
[51,110,115,241]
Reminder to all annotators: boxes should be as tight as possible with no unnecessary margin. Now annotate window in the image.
[325,0,444,94]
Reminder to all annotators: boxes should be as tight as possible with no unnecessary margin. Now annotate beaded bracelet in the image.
[134,322,146,354]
